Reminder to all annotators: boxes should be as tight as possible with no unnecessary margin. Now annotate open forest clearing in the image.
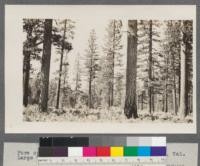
[23,19,193,123]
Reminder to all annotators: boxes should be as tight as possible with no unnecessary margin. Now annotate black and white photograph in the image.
[5,5,196,133]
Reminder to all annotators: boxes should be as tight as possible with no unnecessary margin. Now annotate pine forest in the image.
[23,19,193,123]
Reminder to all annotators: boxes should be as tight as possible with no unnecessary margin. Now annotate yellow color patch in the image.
[110,147,124,157]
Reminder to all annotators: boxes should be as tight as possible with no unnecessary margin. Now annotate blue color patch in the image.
[138,146,151,156]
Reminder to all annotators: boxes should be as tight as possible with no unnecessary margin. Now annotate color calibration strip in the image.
[39,146,166,157]
[39,137,166,157]
[38,137,166,165]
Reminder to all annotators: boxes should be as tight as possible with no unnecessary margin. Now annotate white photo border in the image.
[5,5,197,133]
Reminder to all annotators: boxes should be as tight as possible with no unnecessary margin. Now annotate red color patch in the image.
[96,146,110,156]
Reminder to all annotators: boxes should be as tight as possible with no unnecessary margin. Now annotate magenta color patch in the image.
[83,147,96,157]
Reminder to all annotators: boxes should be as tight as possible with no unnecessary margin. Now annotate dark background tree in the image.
[23,19,43,107]
[179,20,193,118]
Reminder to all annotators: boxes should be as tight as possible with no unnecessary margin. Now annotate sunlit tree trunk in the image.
[124,20,138,119]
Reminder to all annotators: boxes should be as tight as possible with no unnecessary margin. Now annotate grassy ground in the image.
[23,104,193,123]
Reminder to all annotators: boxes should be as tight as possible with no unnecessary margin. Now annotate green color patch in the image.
[124,146,138,156]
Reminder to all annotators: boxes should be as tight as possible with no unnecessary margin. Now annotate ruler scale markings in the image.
[38,157,166,165]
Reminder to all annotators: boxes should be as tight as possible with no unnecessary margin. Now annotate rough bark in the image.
[40,19,53,112]
[23,51,31,107]
[56,20,67,109]
[124,20,138,119]
[179,21,192,118]
[23,28,33,107]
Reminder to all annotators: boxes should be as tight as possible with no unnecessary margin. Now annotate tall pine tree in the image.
[179,20,193,118]
[23,19,43,107]
[40,19,53,112]
[84,29,99,108]
[124,20,138,119]
[103,20,123,107]
[54,19,74,109]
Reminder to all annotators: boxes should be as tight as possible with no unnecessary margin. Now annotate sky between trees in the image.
[29,19,166,92]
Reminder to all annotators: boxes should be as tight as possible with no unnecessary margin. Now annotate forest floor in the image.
[23,105,193,123]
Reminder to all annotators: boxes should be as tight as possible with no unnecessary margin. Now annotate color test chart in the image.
[38,137,166,165]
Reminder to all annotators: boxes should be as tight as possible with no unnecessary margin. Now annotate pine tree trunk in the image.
[88,73,92,108]
[178,20,181,107]
[164,93,168,113]
[164,73,168,113]
[110,83,114,106]
[40,19,53,112]
[178,41,181,107]
[173,88,177,115]
[152,92,155,112]
[179,20,191,118]
[137,95,140,110]
[56,20,67,109]
[23,51,31,107]
[110,20,116,107]
[162,94,165,112]
[179,40,186,118]
[148,20,153,114]
[141,92,144,110]
[178,61,181,106]
[23,27,33,107]
[172,53,178,115]
[124,20,138,119]
[74,63,79,106]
